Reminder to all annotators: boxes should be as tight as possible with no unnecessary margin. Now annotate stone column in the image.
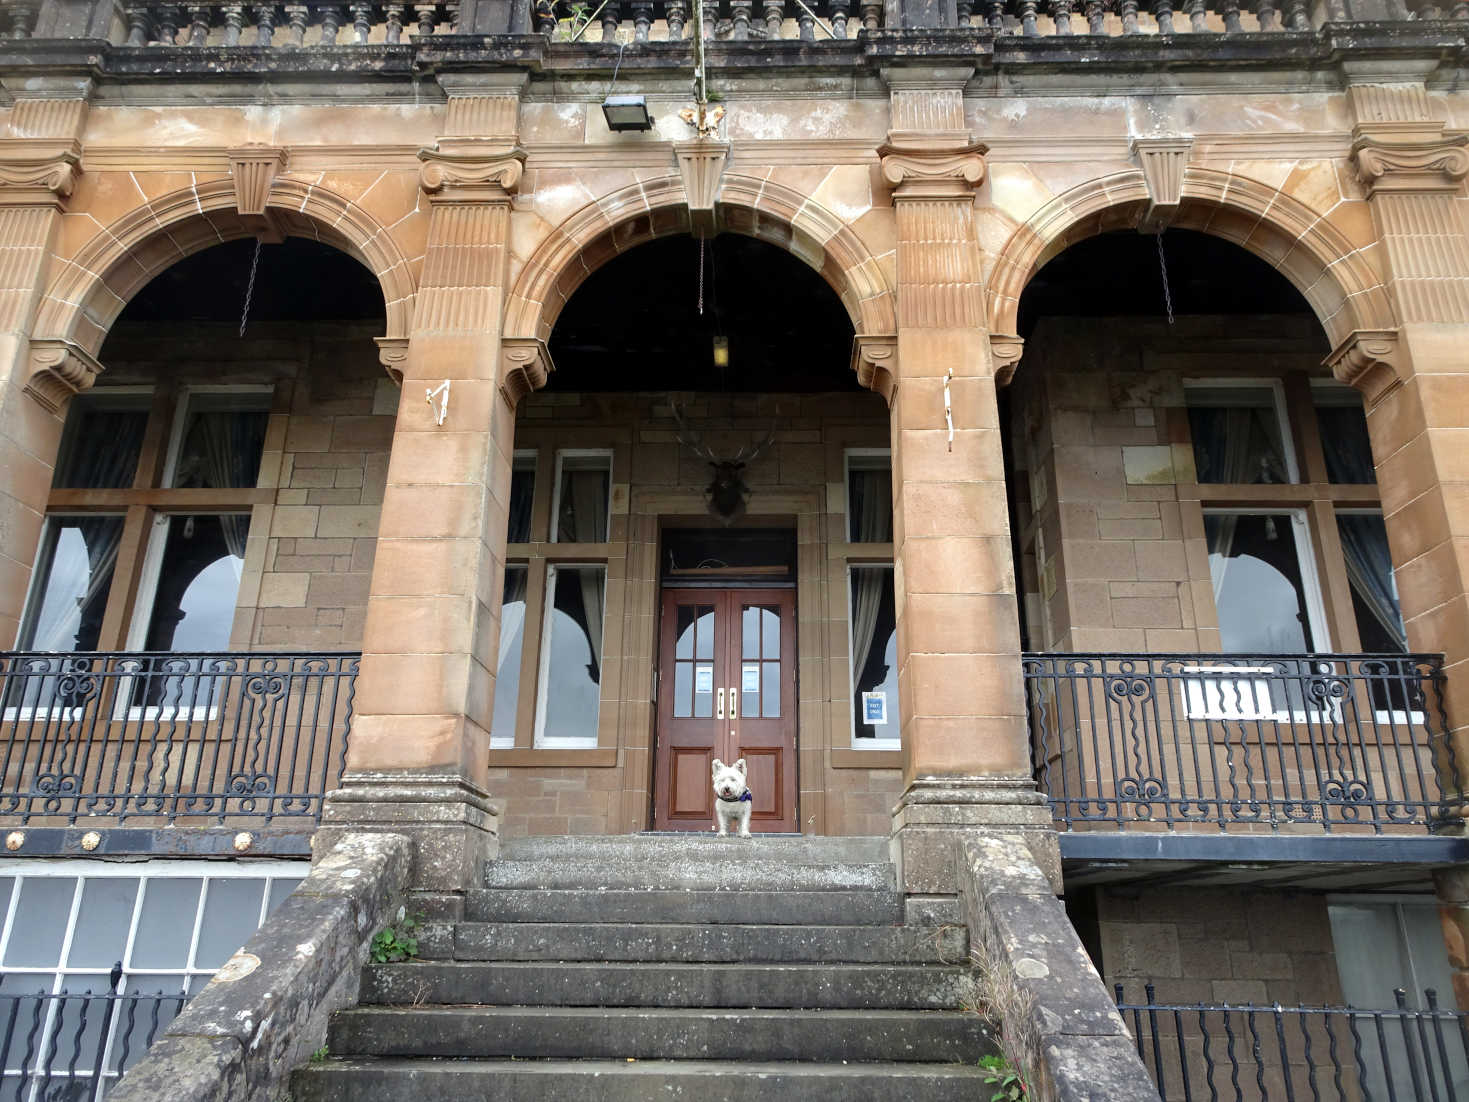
[876,66,1055,897]
[318,77,533,914]
[0,86,90,647]
[1335,82,1469,1009]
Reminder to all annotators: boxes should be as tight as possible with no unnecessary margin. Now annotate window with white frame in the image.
[14,387,272,717]
[1185,380,1299,484]
[491,447,614,750]
[1203,509,1328,654]
[845,450,899,748]
[0,861,303,1099]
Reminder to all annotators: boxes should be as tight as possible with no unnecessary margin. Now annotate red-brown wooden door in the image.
[653,587,797,832]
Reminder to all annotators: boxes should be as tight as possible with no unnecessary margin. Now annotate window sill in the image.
[487,747,619,767]
[830,747,902,769]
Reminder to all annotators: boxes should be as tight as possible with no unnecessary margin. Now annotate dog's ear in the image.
[734,758,746,776]
[711,758,724,777]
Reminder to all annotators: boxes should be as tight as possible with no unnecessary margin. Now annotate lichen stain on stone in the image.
[1015,956,1050,979]
[212,951,261,984]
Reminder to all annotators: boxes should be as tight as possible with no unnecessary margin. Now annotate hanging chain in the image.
[1156,231,1175,326]
[697,237,705,316]
[239,237,263,338]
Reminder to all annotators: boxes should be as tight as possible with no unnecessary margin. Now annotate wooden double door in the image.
[653,587,797,832]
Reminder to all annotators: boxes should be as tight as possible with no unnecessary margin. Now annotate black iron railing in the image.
[1117,984,1469,1102]
[0,651,357,827]
[1025,653,1458,833]
[0,964,187,1102]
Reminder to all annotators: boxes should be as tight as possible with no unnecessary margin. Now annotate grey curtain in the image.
[848,469,892,696]
[1339,515,1408,652]
[28,518,123,652]
[179,410,266,558]
[1319,407,1377,484]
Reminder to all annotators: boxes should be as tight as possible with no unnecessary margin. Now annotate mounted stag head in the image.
[669,400,777,525]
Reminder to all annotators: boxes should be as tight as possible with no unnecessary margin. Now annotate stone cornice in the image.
[877,132,988,200]
[850,334,897,405]
[500,337,554,407]
[989,333,1025,387]
[418,142,526,203]
[1352,131,1469,195]
[1325,328,1404,407]
[25,338,102,413]
[0,138,81,206]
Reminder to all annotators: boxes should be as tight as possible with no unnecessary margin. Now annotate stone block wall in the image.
[1092,886,1344,1007]
[1008,314,1330,653]
[100,320,395,652]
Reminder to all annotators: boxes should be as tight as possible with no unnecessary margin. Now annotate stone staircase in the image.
[292,834,1000,1101]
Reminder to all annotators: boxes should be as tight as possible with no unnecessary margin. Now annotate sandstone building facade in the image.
[3,0,1469,1094]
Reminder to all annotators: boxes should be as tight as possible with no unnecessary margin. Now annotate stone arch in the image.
[985,166,1397,366]
[502,173,897,395]
[32,176,416,363]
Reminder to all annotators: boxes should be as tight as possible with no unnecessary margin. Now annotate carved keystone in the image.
[501,337,554,407]
[25,339,103,413]
[0,138,82,207]
[227,145,288,216]
[1133,137,1192,232]
[674,141,730,240]
[1325,328,1404,407]
[989,333,1025,387]
[850,334,898,405]
[375,336,409,385]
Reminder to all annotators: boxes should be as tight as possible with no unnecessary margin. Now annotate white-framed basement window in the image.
[0,860,305,1100]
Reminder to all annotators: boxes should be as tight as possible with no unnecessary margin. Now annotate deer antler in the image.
[669,398,720,464]
[731,423,778,465]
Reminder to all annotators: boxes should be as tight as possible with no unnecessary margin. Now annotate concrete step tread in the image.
[466,888,903,925]
[428,921,968,964]
[359,960,978,1010]
[293,1057,995,1101]
[499,835,889,863]
[328,1004,994,1062]
[482,858,894,891]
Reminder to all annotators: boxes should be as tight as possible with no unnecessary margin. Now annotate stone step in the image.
[293,1059,996,1102]
[426,920,968,963]
[498,834,889,864]
[482,858,894,892]
[466,887,904,925]
[327,1006,996,1063]
[360,961,978,1010]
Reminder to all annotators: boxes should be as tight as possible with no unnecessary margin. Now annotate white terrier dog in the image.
[711,758,752,837]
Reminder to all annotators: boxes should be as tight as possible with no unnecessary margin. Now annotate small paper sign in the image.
[742,664,761,693]
[695,665,713,694]
[862,691,888,725]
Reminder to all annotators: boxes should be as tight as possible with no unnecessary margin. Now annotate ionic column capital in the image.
[1352,129,1469,196]
[418,142,527,204]
[25,338,103,413]
[0,138,81,208]
[877,133,988,201]
[1325,327,1405,407]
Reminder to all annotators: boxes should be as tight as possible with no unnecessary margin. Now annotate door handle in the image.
[729,686,737,720]
[717,687,725,720]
